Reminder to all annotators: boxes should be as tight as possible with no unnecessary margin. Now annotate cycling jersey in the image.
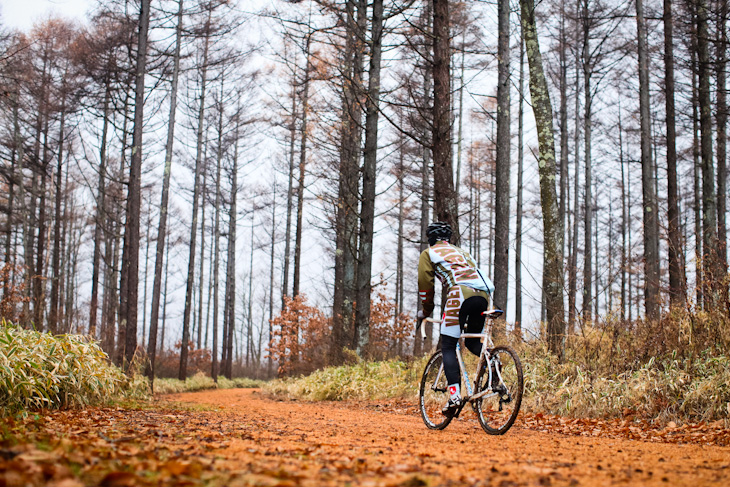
[418,240,494,320]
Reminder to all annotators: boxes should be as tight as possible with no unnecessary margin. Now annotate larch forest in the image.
[1,0,728,380]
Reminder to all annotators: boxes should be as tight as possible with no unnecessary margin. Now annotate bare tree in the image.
[118,0,152,368]
[353,0,385,354]
[432,0,458,241]
[147,0,184,385]
[520,0,565,357]
[493,0,511,316]
[663,0,686,307]
[636,0,661,321]
[696,0,722,308]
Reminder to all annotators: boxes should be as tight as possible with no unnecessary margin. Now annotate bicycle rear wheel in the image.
[419,351,453,430]
[474,346,523,435]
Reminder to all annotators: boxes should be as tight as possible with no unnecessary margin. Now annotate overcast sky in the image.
[1,0,91,31]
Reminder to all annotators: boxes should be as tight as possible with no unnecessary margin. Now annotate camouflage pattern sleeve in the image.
[418,249,435,317]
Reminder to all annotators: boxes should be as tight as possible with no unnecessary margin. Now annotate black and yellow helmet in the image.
[427,221,452,245]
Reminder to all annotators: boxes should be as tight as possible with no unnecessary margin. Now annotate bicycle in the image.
[417,309,523,435]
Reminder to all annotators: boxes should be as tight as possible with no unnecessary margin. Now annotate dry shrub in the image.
[0,321,145,413]
[0,264,29,324]
[520,307,730,424]
[368,290,412,360]
[263,356,427,402]
[153,372,266,394]
[269,294,330,377]
[154,342,211,379]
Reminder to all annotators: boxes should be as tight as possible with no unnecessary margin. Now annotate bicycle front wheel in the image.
[419,351,453,430]
[475,345,523,435]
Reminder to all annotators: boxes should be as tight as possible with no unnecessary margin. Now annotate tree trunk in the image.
[581,0,593,326]
[333,0,364,361]
[160,231,170,355]
[558,0,569,268]
[90,83,111,339]
[515,33,525,337]
[110,88,132,360]
[180,11,211,379]
[292,33,312,299]
[25,46,48,330]
[432,0,458,242]
[691,43,703,308]
[33,115,50,332]
[619,99,627,322]
[119,0,152,368]
[568,24,581,334]
[455,34,466,199]
[141,208,151,349]
[246,219,254,368]
[353,0,384,355]
[520,0,565,358]
[636,0,661,321]
[282,64,297,307]
[493,0,511,315]
[716,0,728,282]
[197,165,208,351]
[396,137,405,323]
[224,117,240,379]
[696,0,721,308]
[2,90,20,276]
[664,0,686,307]
[211,79,224,381]
[268,180,276,375]
[49,95,67,335]
[146,3,185,372]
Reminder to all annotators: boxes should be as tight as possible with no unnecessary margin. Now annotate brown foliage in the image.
[3,389,729,487]
[368,291,412,359]
[269,290,414,376]
[0,264,29,324]
[269,294,330,377]
[155,342,212,379]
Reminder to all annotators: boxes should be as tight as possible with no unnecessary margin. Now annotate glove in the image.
[417,309,427,322]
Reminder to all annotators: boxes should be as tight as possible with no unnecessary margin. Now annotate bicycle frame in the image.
[421,312,505,407]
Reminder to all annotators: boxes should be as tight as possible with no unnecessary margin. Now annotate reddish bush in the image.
[269,294,330,377]
[154,342,212,379]
[0,264,29,324]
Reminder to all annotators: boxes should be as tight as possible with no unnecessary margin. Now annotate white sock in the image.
[447,383,460,400]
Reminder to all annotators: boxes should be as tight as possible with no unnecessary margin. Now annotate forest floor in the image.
[1,388,729,487]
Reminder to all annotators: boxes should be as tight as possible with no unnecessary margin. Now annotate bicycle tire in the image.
[419,351,453,430]
[474,345,523,435]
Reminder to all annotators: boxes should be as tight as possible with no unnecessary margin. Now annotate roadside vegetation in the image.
[0,321,145,413]
[265,309,730,426]
[153,372,264,395]
[3,306,728,427]
[0,322,265,415]
[264,358,424,401]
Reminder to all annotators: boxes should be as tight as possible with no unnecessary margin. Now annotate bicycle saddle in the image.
[482,309,504,319]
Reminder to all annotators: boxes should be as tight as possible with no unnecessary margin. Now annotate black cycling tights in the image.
[441,294,488,386]
[441,335,482,386]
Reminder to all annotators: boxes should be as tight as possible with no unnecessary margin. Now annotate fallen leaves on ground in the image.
[1,390,729,487]
[520,413,730,446]
[0,405,261,487]
[343,399,730,446]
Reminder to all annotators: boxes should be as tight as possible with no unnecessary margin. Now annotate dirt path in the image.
[162,388,730,487]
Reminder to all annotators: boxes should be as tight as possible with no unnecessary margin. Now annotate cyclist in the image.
[417,221,495,415]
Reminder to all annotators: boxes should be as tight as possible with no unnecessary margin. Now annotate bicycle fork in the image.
[448,346,508,418]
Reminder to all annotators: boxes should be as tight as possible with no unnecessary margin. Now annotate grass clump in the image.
[519,322,730,424]
[263,358,425,401]
[153,372,265,394]
[0,322,138,413]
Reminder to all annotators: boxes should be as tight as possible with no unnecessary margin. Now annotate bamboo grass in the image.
[0,322,133,413]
